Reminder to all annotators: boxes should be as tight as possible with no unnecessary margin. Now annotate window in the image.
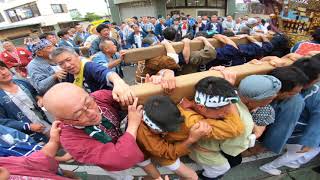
[176,0,185,6]
[5,2,40,23]
[187,0,205,6]
[166,0,226,9]
[51,4,67,14]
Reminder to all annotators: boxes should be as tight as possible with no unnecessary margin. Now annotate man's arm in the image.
[27,64,57,95]
[182,38,191,64]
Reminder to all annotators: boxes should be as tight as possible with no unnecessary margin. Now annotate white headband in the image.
[194,91,239,108]
[143,111,163,132]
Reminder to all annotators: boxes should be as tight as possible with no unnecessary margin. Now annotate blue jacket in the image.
[89,37,120,56]
[0,79,49,143]
[289,82,320,148]
[205,21,223,34]
[92,51,124,78]
[0,124,42,157]
[154,23,166,39]
[58,39,80,54]
[127,31,147,48]
[262,94,305,154]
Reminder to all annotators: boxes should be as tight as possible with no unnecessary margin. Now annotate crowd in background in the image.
[0,11,320,180]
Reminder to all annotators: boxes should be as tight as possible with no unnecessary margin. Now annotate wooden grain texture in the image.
[131,59,293,105]
[123,35,272,63]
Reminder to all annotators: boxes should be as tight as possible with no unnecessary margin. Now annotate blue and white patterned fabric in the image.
[0,124,43,157]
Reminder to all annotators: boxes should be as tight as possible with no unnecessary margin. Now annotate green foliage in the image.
[84,13,102,22]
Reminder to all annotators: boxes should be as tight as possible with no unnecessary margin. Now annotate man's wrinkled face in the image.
[59,95,102,126]
[100,28,110,38]
[47,35,58,45]
[0,67,13,83]
[211,16,218,22]
[37,45,55,59]
[3,42,15,51]
[54,52,81,74]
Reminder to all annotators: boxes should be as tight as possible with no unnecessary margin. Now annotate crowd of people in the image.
[0,12,320,180]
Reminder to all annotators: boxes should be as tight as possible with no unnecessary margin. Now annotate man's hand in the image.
[182,38,191,44]
[188,121,212,143]
[126,98,143,138]
[112,78,135,106]
[37,96,43,107]
[161,70,176,94]
[210,66,237,85]
[30,123,45,133]
[297,146,312,153]
[145,74,162,84]
[119,50,126,60]
[54,70,67,81]
[50,121,62,144]
[253,124,266,139]
[194,36,206,41]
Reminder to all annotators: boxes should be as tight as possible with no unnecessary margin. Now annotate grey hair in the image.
[99,39,114,51]
[49,46,78,60]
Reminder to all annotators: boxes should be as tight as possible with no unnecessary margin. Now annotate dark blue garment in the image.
[205,21,223,34]
[0,79,49,143]
[238,42,273,62]
[0,124,42,157]
[155,23,166,40]
[126,31,147,48]
[288,82,320,148]
[206,45,245,68]
[64,61,113,93]
[262,94,305,154]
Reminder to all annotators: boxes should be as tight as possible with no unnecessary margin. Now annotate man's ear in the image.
[36,50,43,57]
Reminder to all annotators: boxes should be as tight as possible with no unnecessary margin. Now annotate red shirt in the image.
[0,151,71,180]
[60,126,144,171]
[0,48,32,77]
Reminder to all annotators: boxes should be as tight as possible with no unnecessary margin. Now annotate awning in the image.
[113,0,146,5]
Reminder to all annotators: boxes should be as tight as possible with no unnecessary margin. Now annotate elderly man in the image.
[27,39,67,95]
[92,40,124,77]
[0,41,32,78]
[90,24,120,56]
[39,32,59,47]
[50,47,134,105]
[43,83,144,171]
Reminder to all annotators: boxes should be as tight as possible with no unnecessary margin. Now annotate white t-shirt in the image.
[6,87,51,133]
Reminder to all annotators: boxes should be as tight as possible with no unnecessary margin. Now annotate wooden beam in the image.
[123,35,272,63]
[131,59,293,105]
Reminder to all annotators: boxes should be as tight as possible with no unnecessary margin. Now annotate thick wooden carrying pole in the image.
[123,35,271,63]
[131,59,293,105]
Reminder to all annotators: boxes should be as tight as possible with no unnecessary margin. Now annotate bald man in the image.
[43,83,144,171]
[50,46,133,105]
[92,39,124,77]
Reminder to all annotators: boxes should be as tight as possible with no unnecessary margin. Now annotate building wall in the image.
[118,0,156,20]
[0,0,72,26]
[167,8,226,17]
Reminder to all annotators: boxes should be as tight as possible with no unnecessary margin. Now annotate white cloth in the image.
[201,163,231,178]
[163,158,181,171]
[261,144,320,169]
[5,87,51,133]
[167,53,179,64]
[134,33,143,48]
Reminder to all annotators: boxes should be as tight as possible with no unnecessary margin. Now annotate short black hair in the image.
[112,22,117,26]
[223,30,235,37]
[96,23,109,33]
[0,61,8,68]
[174,18,180,22]
[195,77,237,98]
[39,32,55,40]
[57,29,69,38]
[144,95,184,132]
[312,28,320,42]
[163,27,177,41]
[181,17,187,20]
[195,31,210,38]
[268,66,309,92]
[292,56,320,82]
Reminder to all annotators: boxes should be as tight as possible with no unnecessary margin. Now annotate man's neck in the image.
[0,81,16,91]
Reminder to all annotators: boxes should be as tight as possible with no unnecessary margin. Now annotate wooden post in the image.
[131,59,293,105]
